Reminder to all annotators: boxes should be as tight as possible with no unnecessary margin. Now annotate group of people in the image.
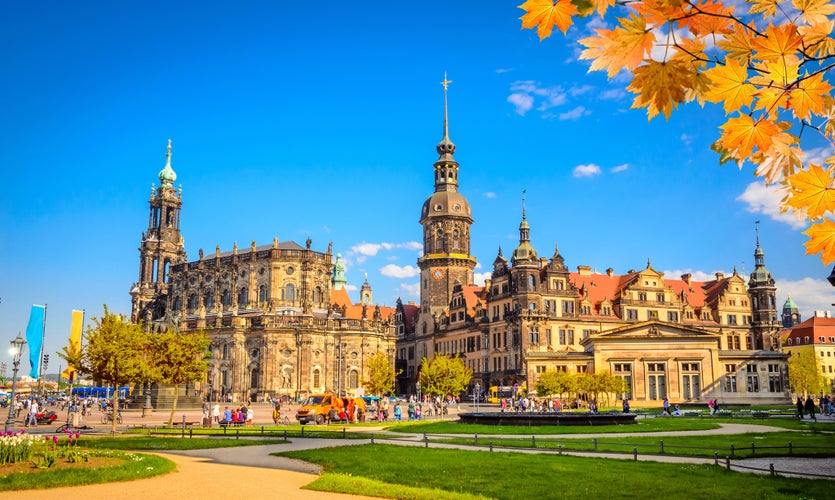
[211,403,254,425]
[795,395,831,420]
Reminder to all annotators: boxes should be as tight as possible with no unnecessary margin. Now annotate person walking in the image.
[26,398,39,427]
[796,396,805,419]
[804,396,817,422]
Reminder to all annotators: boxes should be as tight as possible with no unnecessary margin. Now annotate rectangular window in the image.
[667,311,679,322]
[769,374,782,392]
[647,363,666,400]
[567,330,574,344]
[727,315,737,325]
[559,329,566,345]
[647,310,658,320]
[563,301,575,314]
[626,309,638,320]
[725,375,738,393]
[613,363,632,400]
[657,293,665,303]
[638,292,647,301]
[747,373,760,392]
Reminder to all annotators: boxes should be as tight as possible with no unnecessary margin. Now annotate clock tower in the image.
[416,75,477,335]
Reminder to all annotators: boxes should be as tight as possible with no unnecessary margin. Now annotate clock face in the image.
[432,268,445,280]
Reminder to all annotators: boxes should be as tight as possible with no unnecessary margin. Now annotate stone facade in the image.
[394,85,790,406]
[130,144,396,403]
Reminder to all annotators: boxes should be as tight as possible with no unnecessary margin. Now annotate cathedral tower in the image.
[748,224,778,350]
[416,74,477,335]
[130,140,187,324]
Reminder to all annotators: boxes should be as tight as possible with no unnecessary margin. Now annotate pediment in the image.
[590,320,718,340]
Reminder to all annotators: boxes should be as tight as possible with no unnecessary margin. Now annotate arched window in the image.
[173,297,182,311]
[238,287,248,307]
[188,294,197,310]
[528,274,535,289]
[259,285,269,302]
[313,369,321,389]
[348,370,359,389]
[204,291,214,309]
[221,289,231,307]
[453,229,460,250]
[313,286,322,304]
[283,283,296,302]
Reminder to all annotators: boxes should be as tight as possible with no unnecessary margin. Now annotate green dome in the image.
[158,140,177,188]
[783,294,798,310]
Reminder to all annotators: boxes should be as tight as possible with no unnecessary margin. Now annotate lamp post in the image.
[5,333,27,432]
[415,381,421,403]
[474,382,480,413]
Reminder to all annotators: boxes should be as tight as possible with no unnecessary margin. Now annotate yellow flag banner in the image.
[63,310,84,381]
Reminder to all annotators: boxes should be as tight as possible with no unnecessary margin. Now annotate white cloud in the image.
[508,93,534,115]
[663,269,730,282]
[380,264,420,279]
[350,241,421,256]
[611,163,629,173]
[736,181,807,230]
[352,242,385,256]
[473,271,492,286]
[805,146,834,166]
[569,85,594,97]
[776,277,835,320]
[600,88,627,100]
[344,284,358,292]
[680,133,692,145]
[400,241,422,251]
[495,68,513,74]
[573,164,602,178]
[484,192,497,199]
[558,106,589,121]
[399,282,420,298]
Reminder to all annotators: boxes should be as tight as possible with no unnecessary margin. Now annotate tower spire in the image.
[442,72,452,141]
[435,73,456,165]
[158,139,177,189]
[522,189,527,221]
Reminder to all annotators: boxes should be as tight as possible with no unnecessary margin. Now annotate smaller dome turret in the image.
[158,139,177,188]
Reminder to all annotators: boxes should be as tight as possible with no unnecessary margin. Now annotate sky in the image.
[2,1,834,375]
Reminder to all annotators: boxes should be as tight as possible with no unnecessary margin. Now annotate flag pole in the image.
[36,304,48,398]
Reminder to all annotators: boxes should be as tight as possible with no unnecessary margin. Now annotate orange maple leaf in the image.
[704,58,756,113]
[580,14,656,77]
[790,71,834,121]
[684,0,735,36]
[751,23,804,62]
[632,0,685,27]
[803,219,835,265]
[797,20,835,58]
[720,114,780,160]
[519,0,580,40]
[627,59,692,119]
[753,130,801,183]
[747,0,781,19]
[717,24,755,63]
[793,0,835,24]
[786,164,835,219]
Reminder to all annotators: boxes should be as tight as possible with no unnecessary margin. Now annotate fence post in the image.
[475,433,478,445]
[770,463,775,477]
[788,441,792,455]
[593,438,597,451]
[371,433,375,444]
[424,433,429,448]
[301,426,304,437]
[182,415,186,438]
[489,441,493,452]
[261,426,264,436]
[558,444,563,455]
[532,435,536,448]
[236,428,239,440]
[633,447,638,461]
[343,427,347,439]
[751,442,755,456]
[714,451,719,465]
[659,440,664,454]
[284,430,287,440]
[725,457,731,471]
[730,444,735,457]
[189,427,193,439]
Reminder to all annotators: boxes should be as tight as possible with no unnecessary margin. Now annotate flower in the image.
[53,436,59,444]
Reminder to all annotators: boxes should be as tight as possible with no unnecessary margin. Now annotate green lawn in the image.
[384,417,721,434]
[80,436,288,450]
[432,431,835,458]
[0,451,175,491]
[278,444,834,499]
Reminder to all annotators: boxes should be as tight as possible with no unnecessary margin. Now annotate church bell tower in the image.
[130,140,187,324]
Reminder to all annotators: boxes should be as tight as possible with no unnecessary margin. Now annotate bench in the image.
[218,421,246,428]
[172,421,200,429]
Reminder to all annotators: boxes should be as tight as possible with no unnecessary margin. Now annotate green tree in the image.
[76,306,149,435]
[535,370,576,399]
[150,328,210,427]
[788,349,827,397]
[362,351,401,397]
[418,356,472,416]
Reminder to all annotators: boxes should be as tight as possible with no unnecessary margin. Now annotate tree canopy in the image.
[519,0,835,263]
[150,328,210,427]
[787,349,828,395]
[418,355,472,415]
[363,351,400,397]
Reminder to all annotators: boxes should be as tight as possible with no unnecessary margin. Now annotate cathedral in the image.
[130,141,397,403]
[392,81,791,406]
[131,81,791,406]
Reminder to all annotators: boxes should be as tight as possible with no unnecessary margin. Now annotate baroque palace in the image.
[131,82,790,406]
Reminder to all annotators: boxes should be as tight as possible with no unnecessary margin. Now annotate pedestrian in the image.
[26,398,39,427]
[622,399,630,413]
[708,399,715,415]
[804,396,817,422]
[796,396,805,419]
[213,403,220,423]
[662,397,670,416]
[394,403,402,421]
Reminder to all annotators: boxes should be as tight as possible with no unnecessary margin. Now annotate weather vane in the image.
[441,72,452,92]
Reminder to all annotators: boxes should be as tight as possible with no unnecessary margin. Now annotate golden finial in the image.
[167,138,172,152]
[441,72,452,92]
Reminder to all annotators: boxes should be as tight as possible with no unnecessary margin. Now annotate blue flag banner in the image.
[25,304,46,378]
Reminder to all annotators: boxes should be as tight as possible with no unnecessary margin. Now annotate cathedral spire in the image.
[435,72,457,172]
[158,139,177,189]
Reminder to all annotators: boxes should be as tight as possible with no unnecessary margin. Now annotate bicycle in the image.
[100,411,123,424]
[272,410,291,425]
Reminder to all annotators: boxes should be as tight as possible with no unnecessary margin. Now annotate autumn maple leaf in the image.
[627,59,692,119]
[797,20,835,58]
[751,23,804,62]
[748,0,781,19]
[790,71,834,121]
[793,0,835,25]
[580,14,656,77]
[519,0,580,40]
[720,114,781,160]
[704,58,756,113]
[718,24,755,63]
[804,219,835,265]
[786,164,835,219]
[684,0,735,36]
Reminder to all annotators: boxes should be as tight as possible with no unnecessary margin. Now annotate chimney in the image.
[577,265,592,276]
[540,257,548,268]
[681,273,691,285]
[715,272,724,281]
[606,267,614,277]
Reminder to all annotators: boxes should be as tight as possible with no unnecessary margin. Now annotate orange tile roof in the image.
[784,316,835,345]
[402,303,420,328]
[342,304,397,321]
[330,287,353,309]
[462,285,485,316]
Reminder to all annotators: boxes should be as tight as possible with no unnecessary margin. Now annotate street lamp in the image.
[5,333,27,432]
[474,382,480,413]
[415,381,421,403]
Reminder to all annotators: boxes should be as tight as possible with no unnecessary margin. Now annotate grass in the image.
[384,416,722,434]
[278,444,834,499]
[138,425,385,439]
[80,436,288,450]
[432,431,835,458]
[0,450,175,491]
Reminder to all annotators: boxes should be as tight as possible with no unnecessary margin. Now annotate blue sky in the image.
[2,2,834,373]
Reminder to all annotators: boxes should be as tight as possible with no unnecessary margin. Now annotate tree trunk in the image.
[111,388,119,436]
[167,383,180,427]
